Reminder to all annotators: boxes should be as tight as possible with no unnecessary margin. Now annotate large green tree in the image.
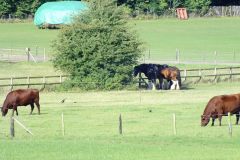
[52,0,142,90]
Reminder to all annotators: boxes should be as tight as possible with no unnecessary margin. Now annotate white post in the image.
[60,75,62,83]
[184,69,187,81]
[26,47,30,62]
[228,112,232,137]
[43,76,46,84]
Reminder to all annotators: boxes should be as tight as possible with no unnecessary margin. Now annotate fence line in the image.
[5,111,238,138]
[0,75,68,88]
[0,66,240,89]
[1,47,240,65]
[141,49,240,65]
[0,47,48,62]
[208,6,240,17]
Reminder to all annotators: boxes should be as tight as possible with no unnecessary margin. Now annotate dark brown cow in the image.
[1,89,40,116]
[201,93,240,126]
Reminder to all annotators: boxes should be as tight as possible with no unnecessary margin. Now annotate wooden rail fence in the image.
[0,75,68,89]
[1,67,240,89]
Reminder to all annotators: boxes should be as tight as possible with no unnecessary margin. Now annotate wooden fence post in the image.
[10,110,15,138]
[228,112,232,137]
[42,76,46,88]
[26,47,30,62]
[214,67,217,83]
[119,114,122,135]
[27,76,30,88]
[60,75,62,83]
[184,69,187,81]
[10,77,13,91]
[199,69,202,81]
[173,113,177,135]
[229,67,232,82]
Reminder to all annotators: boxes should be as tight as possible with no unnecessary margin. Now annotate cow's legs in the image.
[30,103,34,115]
[35,101,40,115]
[13,105,18,116]
[211,118,215,126]
[236,113,240,125]
[15,108,18,116]
[218,116,222,126]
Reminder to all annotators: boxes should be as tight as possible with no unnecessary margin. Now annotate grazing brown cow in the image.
[201,94,240,126]
[1,89,40,116]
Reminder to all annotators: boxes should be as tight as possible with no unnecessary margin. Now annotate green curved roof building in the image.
[34,1,88,26]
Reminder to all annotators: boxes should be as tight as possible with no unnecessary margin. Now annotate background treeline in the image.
[0,0,240,18]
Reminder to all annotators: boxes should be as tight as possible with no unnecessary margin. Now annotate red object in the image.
[176,8,188,20]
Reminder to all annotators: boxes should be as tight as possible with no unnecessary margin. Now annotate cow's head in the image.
[1,107,8,117]
[201,115,210,126]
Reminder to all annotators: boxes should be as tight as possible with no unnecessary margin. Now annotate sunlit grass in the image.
[0,83,240,159]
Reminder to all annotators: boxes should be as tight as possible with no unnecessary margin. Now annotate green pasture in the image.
[134,17,240,62]
[1,17,240,160]
[0,62,61,77]
[1,17,240,62]
[0,83,240,160]
[0,22,58,53]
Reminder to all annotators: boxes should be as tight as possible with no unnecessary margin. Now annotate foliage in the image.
[52,0,142,90]
[185,0,211,16]
[0,0,54,18]
[0,0,239,18]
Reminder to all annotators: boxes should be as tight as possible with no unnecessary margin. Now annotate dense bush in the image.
[52,0,142,90]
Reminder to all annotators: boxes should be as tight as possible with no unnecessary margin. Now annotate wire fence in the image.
[140,49,240,65]
[0,47,240,65]
[1,109,238,138]
[0,47,49,62]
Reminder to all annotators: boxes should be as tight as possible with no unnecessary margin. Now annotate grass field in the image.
[0,83,240,160]
[1,17,240,62]
[0,62,61,77]
[1,17,240,160]
[0,22,58,53]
